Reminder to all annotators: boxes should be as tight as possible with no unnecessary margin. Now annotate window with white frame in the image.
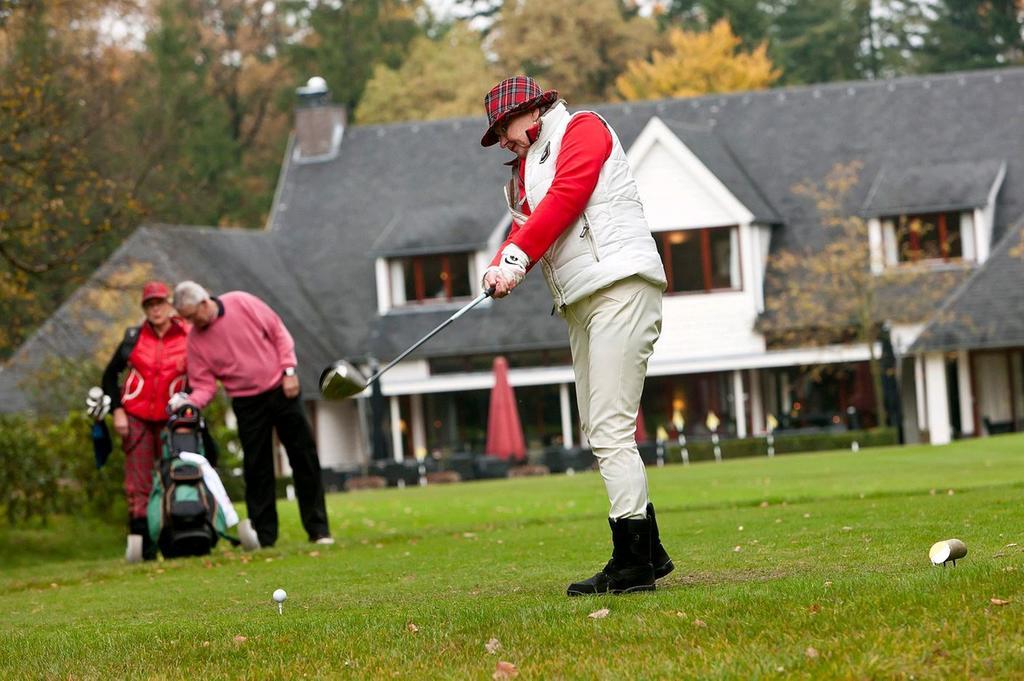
[654,226,741,294]
[389,252,472,307]
[879,210,976,266]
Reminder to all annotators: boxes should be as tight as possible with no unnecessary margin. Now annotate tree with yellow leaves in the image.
[490,0,659,104]
[356,23,496,124]
[616,19,779,101]
[0,0,145,358]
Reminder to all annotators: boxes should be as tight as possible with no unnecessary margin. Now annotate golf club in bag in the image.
[320,287,495,400]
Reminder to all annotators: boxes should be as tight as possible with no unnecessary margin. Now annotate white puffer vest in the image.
[509,101,667,309]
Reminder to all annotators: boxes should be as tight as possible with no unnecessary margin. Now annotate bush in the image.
[0,392,246,527]
[274,475,296,499]
[0,411,125,526]
[662,427,898,464]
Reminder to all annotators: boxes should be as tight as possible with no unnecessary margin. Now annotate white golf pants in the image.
[565,275,662,519]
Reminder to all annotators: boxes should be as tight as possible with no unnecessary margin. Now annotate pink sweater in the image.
[186,291,297,408]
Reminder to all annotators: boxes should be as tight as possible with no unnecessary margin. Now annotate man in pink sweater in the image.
[171,281,332,548]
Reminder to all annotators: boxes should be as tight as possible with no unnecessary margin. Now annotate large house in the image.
[1,67,1022,472]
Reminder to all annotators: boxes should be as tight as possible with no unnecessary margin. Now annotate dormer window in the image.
[390,252,472,307]
[862,159,1005,272]
[895,211,962,263]
[872,210,975,269]
[654,227,741,294]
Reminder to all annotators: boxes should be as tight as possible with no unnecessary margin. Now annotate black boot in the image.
[567,517,656,596]
[648,503,674,579]
[129,517,158,561]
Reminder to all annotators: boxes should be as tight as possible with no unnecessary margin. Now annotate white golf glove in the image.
[85,386,111,421]
[167,391,193,413]
[482,244,529,292]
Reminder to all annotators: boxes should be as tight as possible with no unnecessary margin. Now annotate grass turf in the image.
[3,434,1024,679]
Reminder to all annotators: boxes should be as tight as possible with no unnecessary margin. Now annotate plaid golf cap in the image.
[481,76,559,147]
[141,280,170,305]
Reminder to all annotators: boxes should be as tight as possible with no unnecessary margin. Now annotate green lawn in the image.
[4,435,1024,679]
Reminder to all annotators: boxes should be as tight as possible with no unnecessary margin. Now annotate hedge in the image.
[0,394,243,527]
[0,411,125,526]
[656,427,899,464]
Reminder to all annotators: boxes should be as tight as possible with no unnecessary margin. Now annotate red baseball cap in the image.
[141,280,170,305]
[481,76,558,147]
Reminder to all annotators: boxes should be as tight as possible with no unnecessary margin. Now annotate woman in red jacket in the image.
[101,281,190,561]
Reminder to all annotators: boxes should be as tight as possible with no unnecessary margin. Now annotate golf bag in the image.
[146,404,231,558]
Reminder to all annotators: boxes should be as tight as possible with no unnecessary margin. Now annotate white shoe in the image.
[125,534,143,563]
[238,519,261,552]
[313,536,335,546]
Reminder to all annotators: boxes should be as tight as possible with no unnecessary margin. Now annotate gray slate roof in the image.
[659,119,780,223]
[267,67,1024,362]
[0,226,339,412]
[3,67,1024,410]
[861,159,1006,217]
[911,217,1024,353]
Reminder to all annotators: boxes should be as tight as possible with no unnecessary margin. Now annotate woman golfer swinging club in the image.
[479,76,674,595]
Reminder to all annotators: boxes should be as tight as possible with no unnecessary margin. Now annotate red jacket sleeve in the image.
[489,113,612,267]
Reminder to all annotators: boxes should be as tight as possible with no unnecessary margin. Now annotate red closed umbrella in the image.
[635,408,649,444]
[485,356,527,462]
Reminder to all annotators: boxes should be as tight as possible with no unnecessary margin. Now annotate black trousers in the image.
[232,386,329,546]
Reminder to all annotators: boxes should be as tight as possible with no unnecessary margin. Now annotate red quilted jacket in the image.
[120,318,190,421]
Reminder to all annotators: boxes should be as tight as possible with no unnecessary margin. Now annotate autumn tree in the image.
[661,0,934,81]
[765,0,872,84]
[616,18,779,100]
[128,0,296,228]
[0,0,144,357]
[770,0,935,80]
[860,0,931,78]
[761,162,964,428]
[356,23,496,124]
[446,0,503,26]
[286,0,424,120]
[489,0,659,103]
[915,0,1024,73]
[659,0,774,48]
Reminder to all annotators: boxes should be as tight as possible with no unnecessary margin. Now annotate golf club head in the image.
[319,360,369,400]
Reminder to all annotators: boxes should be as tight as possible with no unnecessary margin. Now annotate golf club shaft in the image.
[363,288,494,387]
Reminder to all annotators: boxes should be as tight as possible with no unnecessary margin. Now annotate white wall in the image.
[923,352,951,445]
[975,353,1013,429]
[868,218,884,274]
[314,398,368,469]
[1013,352,1024,430]
[975,162,1006,264]
[633,143,742,230]
[960,212,977,262]
[629,117,766,364]
[630,116,754,224]
[900,360,922,444]
[957,350,974,436]
[375,258,391,314]
[914,354,927,432]
[890,324,925,355]
[655,291,765,362]
[751,224,772,312]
